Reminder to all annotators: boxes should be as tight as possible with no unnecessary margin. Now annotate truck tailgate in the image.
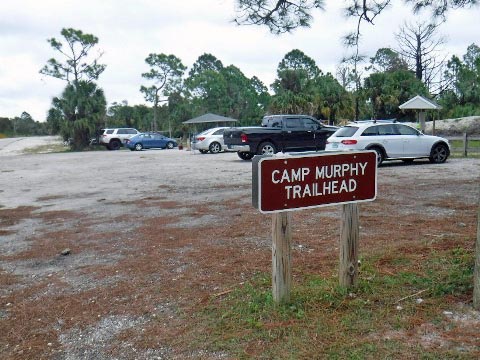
[223,127,254,145]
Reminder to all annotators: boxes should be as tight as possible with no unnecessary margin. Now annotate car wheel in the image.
[429,143,449,163]
[237,152,254,160]
[209,142,221,154]
[166,141,174,149]
[135,143,143,151]
[109,139,121,150]
[370,147,385,166]
[257,141,277,155]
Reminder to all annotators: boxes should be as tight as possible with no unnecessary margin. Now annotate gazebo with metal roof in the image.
[399,95,442,134]
[182,113,238,126]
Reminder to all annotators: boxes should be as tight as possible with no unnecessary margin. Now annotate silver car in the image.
[191,127,228,154]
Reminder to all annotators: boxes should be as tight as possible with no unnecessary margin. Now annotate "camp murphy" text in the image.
[270,162,368,200]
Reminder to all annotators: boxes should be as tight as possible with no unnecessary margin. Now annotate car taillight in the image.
[341,139,358,145]
[241,133,248,143]
[197,136,206,141]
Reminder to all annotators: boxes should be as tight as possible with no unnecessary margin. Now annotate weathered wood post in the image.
[339,203,359,287]
[272,212,292,304]
[463,132,468,157]
[473,190,480,309]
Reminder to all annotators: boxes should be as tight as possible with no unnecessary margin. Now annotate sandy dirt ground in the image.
[1,139,480,358]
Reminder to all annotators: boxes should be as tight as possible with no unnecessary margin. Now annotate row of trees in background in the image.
[2,1,479,148]
[36,26,477,150]
[2,36,478,148]
[0,112,48,137]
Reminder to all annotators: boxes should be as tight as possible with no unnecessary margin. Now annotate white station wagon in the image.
[325,121,450,165]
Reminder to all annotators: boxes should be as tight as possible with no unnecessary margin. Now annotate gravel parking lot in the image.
[1,137,480,358]
[0,140,250,211]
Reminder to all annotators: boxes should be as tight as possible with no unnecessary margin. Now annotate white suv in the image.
[325,121,450,165]
[99,128,140,150]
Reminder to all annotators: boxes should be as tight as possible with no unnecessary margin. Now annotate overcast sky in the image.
[1,0,479,121]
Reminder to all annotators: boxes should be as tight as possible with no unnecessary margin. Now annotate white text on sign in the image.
[271,162,368,200]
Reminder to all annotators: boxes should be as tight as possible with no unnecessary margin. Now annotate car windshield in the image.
[334,126,359,137]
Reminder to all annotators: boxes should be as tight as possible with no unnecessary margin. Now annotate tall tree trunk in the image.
[415,34,423,80]
[354,93,360,121]
[153,95,158,132]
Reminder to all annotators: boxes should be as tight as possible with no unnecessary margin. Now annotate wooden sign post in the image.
[253,151,377,304]
[272,212,292,304]
[339,203,359,287]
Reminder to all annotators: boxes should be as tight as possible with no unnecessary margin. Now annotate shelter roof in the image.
[183,113,238,124]
[399,95,442,110]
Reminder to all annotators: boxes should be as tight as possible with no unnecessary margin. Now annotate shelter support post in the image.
[419,112,426,133]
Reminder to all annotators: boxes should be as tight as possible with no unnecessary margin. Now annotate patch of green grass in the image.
[450,139,480,158]
[190,247,476,358]
[22,143,68,154]
[21,143,107,154]
[427,248,474,296]
[450,151,480,158]
[450,139,480,148]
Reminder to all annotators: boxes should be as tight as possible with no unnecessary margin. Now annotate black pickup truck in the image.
[223,114,338,160]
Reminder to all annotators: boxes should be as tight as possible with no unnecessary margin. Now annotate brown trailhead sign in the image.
[252,151,377,213]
